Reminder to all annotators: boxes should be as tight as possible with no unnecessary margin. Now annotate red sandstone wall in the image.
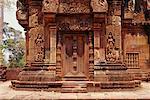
[6,68,22,80]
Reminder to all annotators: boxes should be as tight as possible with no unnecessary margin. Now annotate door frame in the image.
[61,32,90,79]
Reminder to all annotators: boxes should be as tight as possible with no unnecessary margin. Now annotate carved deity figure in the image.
[91,0,108,12]
[106,32,119,63]
[34,34,44,62]
[42,0,59,13]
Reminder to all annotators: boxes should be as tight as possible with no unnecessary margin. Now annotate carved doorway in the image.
[62,33,89,80]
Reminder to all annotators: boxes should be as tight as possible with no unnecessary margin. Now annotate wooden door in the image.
[62,33,89,79]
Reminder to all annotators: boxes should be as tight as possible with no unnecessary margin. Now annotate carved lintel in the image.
[57,15,92,31]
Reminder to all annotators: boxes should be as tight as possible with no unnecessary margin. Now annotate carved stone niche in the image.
[42,0,59,13]
[57,15,92,31]
[91,0,108,13]
[59,0,91,14]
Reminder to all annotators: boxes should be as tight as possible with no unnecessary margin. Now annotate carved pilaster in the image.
[56,33,62,80]
[28,3,46,64]
[89,32,94,80]
[106,0,123,63]
[49,26,57,64]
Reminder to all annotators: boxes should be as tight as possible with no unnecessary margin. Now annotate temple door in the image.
[62,33,89,80]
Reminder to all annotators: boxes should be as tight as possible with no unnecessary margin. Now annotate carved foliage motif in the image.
[57,15,92,31]
[42,0,59,13]
[59,0,91,13]
[91,0,108,12]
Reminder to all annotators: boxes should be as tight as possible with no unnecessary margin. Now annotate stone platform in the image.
[11,80,140,93]
[1,81,150,99]
[11,63,141,93]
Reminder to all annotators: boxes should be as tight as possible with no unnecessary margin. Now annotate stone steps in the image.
[61,82,87,93]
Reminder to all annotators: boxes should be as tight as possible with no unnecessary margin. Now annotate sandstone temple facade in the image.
[11,0,150,92]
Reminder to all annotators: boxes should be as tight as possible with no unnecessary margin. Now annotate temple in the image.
[11,0,150,92]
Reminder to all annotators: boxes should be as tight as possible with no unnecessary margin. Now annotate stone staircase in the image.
[62,72,88,81]
[61,81,87,93]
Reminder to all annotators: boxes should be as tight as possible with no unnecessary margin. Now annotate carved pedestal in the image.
[94,63,140,89]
